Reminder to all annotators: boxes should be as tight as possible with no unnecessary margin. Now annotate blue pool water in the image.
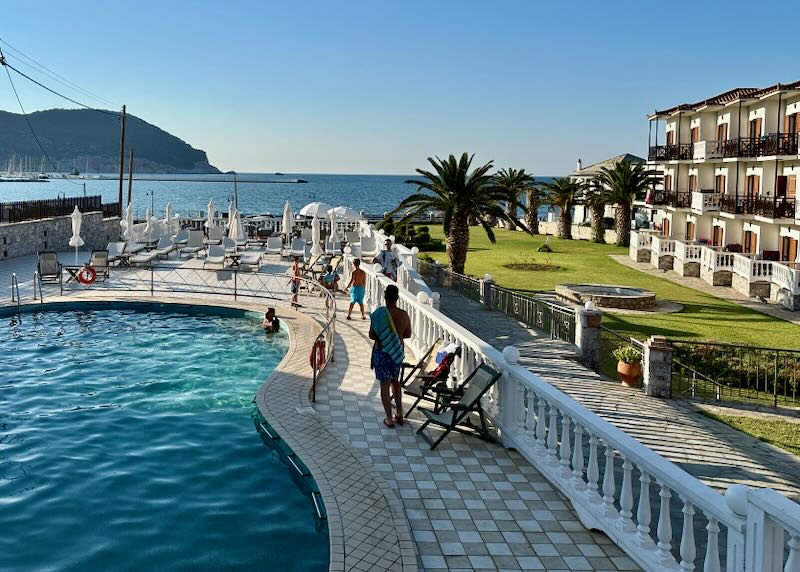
[0,307,328,571]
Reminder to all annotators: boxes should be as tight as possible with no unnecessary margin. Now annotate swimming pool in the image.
[0,304,328,572]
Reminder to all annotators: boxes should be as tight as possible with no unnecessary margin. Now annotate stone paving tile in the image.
[315,313,635,571]
[432,286,800,501]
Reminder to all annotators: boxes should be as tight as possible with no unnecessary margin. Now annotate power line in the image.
[0,46,80,185]
[0,38,118,108]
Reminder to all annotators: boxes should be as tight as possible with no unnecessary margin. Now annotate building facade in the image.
[630,81,800,310]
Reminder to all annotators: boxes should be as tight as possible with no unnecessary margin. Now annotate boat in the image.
[274,172,284,176]
[38,172,49,180]
[69,168,80,176]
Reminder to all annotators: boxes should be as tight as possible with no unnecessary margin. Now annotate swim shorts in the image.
[350,285,365,304]
[372,349,401,383]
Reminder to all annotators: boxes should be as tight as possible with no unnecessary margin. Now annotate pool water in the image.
[0,307,328,572]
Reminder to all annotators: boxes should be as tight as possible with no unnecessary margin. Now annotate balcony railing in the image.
[772,262,800,294]
[674,240,703,262]
[721,133,799,158]
[652,190,691,208]
[692,140,723,160]
[648,143,694,161]
[700,246,735,272]
[690,191,720,213]
[753,196,796,219]
[733,253,773,282]
[719,195,758,215]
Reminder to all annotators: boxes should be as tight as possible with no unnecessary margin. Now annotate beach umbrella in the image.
[330,206,361,221]
[228,209,245,242]
[122,202,134,247]
[68,205,84,264]
[310,215,323,256]
[143,208,154,242]
[227,201,234,230]
[204,199,215,229]
[282,201,293,244]
[299,201,333,219]
[163,202,173,237]
[328,208,340,245]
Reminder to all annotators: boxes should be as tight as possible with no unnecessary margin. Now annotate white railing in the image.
[741,487,800,571]
[693,140,723,160]
[733,254,773,282]
[691,191,721,213]
[651,236,676,257]
[701,246,736,272]
[771,262,800,294]
[674,240,703,263]
[350,261,800,571]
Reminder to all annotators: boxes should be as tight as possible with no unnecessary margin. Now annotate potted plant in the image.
[612,345,642,387]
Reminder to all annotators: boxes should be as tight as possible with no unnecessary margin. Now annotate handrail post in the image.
[234,269,238,300]
[150,266,154,296]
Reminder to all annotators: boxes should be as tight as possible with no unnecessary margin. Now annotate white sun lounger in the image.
[107,241,126,264]
[173,229,189,246]
[128,242,148,254]
[222,236,238,254]
[265,237,283,256]
[288,238,306,259]
[239,250,262,270]
[129,249,159,266]
[154,237,177,259]
[204,244,226,268]
[179,230,205,258]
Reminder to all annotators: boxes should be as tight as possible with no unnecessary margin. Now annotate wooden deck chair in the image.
[88,250,110,281]
[401,338,442,386]
[403,342,462,415]
[416,363,501,450]
[37,251,62,283]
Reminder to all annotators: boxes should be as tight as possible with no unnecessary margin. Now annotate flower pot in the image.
[617,361,642,388]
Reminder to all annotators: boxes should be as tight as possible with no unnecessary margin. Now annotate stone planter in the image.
[617,361,642,388]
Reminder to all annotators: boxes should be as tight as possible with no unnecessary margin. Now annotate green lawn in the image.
[700,412,800,456]
[418,227,800,349]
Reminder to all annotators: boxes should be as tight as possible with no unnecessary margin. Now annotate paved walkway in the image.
[432,286,800,501]
[315,311,639,572]
[611,254,800,325]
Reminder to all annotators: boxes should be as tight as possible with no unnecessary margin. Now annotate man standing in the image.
[369,284,412,428]
[345,258,367,320]
[374,238,400,281]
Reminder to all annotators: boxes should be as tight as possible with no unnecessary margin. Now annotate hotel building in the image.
[630,81,800,310]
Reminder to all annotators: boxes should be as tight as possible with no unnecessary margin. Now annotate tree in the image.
[584,183,606,243]
[524,184,546,234]
[393,153,528,274]
[542,177,584,240]
[494,168,534,231]
[595,161,654,247]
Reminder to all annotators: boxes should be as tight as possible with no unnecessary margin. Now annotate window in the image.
[716,123,728,141]
[688,174,697,193]
[749,117,762,139]
[666,131,675,145]
[785,113,798,135]
[664,175,673,191]
[691,127,700,142]
[715,174,726,194]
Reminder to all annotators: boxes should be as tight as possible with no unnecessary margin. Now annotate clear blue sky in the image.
[0,0,796,175]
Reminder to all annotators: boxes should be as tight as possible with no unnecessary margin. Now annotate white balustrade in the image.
[771,262,800,294]
[700,246,735,272]
[651,236,676,256]
[733,253,773,282]
[351,257,800,572]
[691,191,721,213]
[675,241,703,263]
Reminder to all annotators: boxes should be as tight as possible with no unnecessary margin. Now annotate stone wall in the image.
[0,213,120,260]
[700,267,732,286]
[673,260,700,277]
[537,222,618,244]
[732,273,771,299]
[770,283,800,311]
[650,251,674,270]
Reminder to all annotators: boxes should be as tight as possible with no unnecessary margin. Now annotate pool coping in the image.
[2,293,417,572]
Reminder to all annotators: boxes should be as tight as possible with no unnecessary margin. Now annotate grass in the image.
[418,226,800,349]
[700,411,800,455]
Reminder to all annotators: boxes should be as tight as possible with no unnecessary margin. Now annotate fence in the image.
[599,326,644,381]
[671,340,800,407]
[0,195,108,223]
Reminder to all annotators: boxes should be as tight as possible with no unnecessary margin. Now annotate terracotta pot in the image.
[617,361,642,388]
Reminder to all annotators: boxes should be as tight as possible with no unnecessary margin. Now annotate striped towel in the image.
[370,306,404,365]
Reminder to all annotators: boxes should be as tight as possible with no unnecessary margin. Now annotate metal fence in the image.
[671,340,800,407]
[492,284,575,344]
[599,326,644,381]
[0,195,110,223]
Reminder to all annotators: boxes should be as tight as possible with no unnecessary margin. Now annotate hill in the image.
[0,108,220,174]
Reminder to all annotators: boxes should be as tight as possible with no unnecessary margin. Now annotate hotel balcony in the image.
[719,195,757,215]
[721,133,799,158]
[652,189,691,209]
[690,190,721,213]
[753,196,797,219]
[692,140,723,161]
[647,143,693,161]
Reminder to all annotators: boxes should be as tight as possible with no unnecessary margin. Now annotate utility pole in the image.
[127,148,135,206]
[117,105,127,212]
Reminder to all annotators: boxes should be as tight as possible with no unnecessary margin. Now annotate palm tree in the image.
[542,178,584,240]
[595,161,654,247]
[583,183,606,243]
[494,168,534,231]
[393,153,528,274]
[524,184,546,234]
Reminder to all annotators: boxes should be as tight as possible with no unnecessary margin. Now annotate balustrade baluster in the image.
[547,403,559,466]
[602,441,616,517]
[525,389,535,436]
[619,457,635,532]
[786,534,800,572]
[535,397,547,450]
[679,498,696,571]
[559,416,571,478]
[703,514,720,572]
[571,423,585,490]
[516,384,526,433]
[636,470,652,545]
[656,482,673,563]
[586,433,600,502]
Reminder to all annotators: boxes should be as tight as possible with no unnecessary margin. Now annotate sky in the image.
[0,0,797,175]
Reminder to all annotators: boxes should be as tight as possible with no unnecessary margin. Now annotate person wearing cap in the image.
[374,238,400,281]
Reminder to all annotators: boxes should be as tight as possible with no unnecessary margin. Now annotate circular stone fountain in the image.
[556,284,657,310]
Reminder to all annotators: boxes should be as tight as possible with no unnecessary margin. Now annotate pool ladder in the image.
[10,272,20,314]
[32,271,44,308]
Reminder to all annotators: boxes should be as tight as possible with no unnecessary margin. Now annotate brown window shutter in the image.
[788,175,797,199]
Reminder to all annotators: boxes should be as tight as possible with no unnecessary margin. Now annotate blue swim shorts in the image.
[350,285,365,304]
[372,349,401,383]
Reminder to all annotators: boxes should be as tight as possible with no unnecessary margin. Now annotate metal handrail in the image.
[10,272,20,313]
[32,271,44,308]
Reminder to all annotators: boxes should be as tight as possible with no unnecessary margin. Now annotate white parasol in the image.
[122,202,134,248]
[330,205,361,221]
[68,205,84,264]
[228,209,245,242]
[328,208,340,245]
[299,201,333,219]
[282,201,293,245]
[204,199,215,229]
[310,215,323,256]
[227,201,234,230]
[163,202,173,237]
[143,208,154,242]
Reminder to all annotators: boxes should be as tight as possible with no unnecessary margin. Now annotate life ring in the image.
[77,266,97,285]
[309,339,326,370]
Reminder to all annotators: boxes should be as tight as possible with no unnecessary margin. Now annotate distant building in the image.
[569,153,649,224]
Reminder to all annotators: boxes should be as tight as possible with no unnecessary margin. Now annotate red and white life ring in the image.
[309,339,326,370]
[77,266,97,285]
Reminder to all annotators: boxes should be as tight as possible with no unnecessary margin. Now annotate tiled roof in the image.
[572,153,645,176]
[649,81,800,118]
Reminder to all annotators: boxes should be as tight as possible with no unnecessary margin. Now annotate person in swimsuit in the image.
[345,258,366,320]
[369,284,412,428]
[262,307,280,333]
[289,256,301,306]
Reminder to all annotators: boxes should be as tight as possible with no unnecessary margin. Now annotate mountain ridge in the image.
[0,108,220,174]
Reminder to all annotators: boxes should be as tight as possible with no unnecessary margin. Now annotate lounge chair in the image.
[154,237,177,259]
[88,250,110,281]
[329,255,343,274]
[37,251,62,283]
[128,242,148,254]
[204,244,226,268]
[344,231,359,244]
[416,363,502,450]
[204,225,224,246]
[265,237,283,256]
[222,237,238,254]
[239,250,263,270]
[360,235,378,258]
[301,228,313,241]
[402,342,465,415]
[299,254,324,277]
[179,230,205,258]
[129,249,159,266]
[401,339,443,386]
[288,238,306,259]
[173,229,189,246]
[107,242,126,264]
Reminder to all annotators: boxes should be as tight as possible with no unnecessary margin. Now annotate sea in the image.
[0,173,557,220]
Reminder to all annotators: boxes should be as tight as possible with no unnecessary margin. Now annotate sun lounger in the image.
[301,228,313,241]
[88,250,110,281]
[173,229,189,246]
[344,231,359,244]
[128,242,148,254]
[179,230,205,258]
[222,236,238,254]
[129,249,159,266]
[328,241,342,256]
[288,238,306,259]
[204,226,224,246]
[239,250,262,270]
[403,342,461,415]
[107,242,126,264]
[37,251,62,283]
[265,237,283,256]
[360,235,378,258]
[416,363,502,450]
[154,237,177,259]
[203,244,226,268]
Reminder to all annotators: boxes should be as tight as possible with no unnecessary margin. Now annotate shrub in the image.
[537,243,553,252]
[415,232,431,244]
[612,345,642,364]
[416,226,430,233]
